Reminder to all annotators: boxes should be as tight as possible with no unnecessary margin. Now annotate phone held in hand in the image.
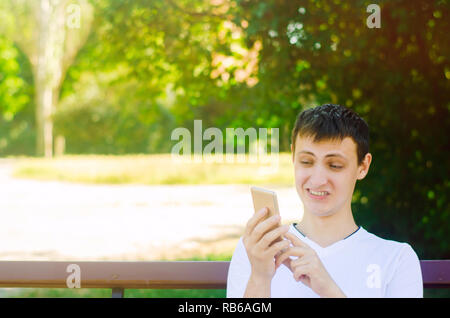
[250,186,283,243]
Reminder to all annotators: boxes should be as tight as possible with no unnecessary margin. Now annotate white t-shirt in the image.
[226,224,423,298]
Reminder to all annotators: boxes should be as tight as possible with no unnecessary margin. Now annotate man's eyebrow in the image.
[296,150,347,159]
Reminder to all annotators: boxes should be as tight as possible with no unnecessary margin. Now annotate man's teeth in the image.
[310,190,328,196]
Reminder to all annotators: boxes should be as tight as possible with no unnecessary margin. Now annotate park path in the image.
[0,159,303,261]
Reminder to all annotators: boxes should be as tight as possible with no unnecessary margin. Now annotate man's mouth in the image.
[306,188,330,198]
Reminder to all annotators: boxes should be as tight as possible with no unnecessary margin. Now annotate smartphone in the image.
[250,186,283,243]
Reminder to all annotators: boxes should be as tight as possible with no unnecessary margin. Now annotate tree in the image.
[225,0,450,258]
[0,0,94,157]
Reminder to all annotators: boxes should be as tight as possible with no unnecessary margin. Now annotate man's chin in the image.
[304,205,335,218]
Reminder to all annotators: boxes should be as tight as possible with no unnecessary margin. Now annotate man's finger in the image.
[276,256,292,272]
[244,207,268,238]
[275,253,290,270]
[258,224,289,250]
[291,257,309,268]
[284,232,311,249]
[268,239,291,258]
[275,246,308,268]
[293,264,311,282]
[251,214,281,244]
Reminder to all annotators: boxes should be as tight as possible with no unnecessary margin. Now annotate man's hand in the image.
[275,232,346,298]
[243,207,291,281]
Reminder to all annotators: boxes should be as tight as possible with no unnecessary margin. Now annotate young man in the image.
[226,104,423,298]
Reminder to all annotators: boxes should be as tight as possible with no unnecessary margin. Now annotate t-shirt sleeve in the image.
[226,237,252,298]
[385,243,423,298]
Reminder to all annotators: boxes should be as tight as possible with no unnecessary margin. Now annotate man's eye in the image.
[330,164,343,169]
[300,161,312,165]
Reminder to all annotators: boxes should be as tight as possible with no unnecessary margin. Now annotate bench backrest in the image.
[0,260,448,290]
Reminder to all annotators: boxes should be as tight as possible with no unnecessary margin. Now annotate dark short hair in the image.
[291,104,370,165]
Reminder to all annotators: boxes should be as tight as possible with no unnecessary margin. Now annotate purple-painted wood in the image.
[420,260,450,288]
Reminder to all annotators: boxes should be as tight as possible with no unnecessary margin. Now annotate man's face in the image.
[291,135,371,218]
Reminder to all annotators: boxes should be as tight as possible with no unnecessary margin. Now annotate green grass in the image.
[11,153,294,185]
[424,289,450,298]
[3,288,226,298]
[5,288,448,298]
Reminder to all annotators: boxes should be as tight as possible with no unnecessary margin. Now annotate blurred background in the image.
[0,0,448,297]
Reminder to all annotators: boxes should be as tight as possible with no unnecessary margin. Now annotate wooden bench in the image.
[0,260,448,297]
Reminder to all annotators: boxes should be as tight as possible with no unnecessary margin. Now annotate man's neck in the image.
[295,211,359,248]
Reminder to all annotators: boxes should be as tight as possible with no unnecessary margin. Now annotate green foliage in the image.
[0,36,35,155]
[54,71,175,154]
[0,37,28,119]
[229,0,450,258]
[55,0,203,153]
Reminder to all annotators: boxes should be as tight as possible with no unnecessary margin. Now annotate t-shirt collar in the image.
[290,223,364,256]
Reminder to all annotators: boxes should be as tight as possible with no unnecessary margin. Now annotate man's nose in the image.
[308,166,328,187]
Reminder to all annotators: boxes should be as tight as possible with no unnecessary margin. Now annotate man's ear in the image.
[357,153,372,180]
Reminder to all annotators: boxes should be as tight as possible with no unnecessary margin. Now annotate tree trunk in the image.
[34,78,54,158]
[34,0,66,157]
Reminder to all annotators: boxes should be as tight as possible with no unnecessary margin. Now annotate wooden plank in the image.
[0,260,448,289]
[0,261,230,289]
[421,260,450,288]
